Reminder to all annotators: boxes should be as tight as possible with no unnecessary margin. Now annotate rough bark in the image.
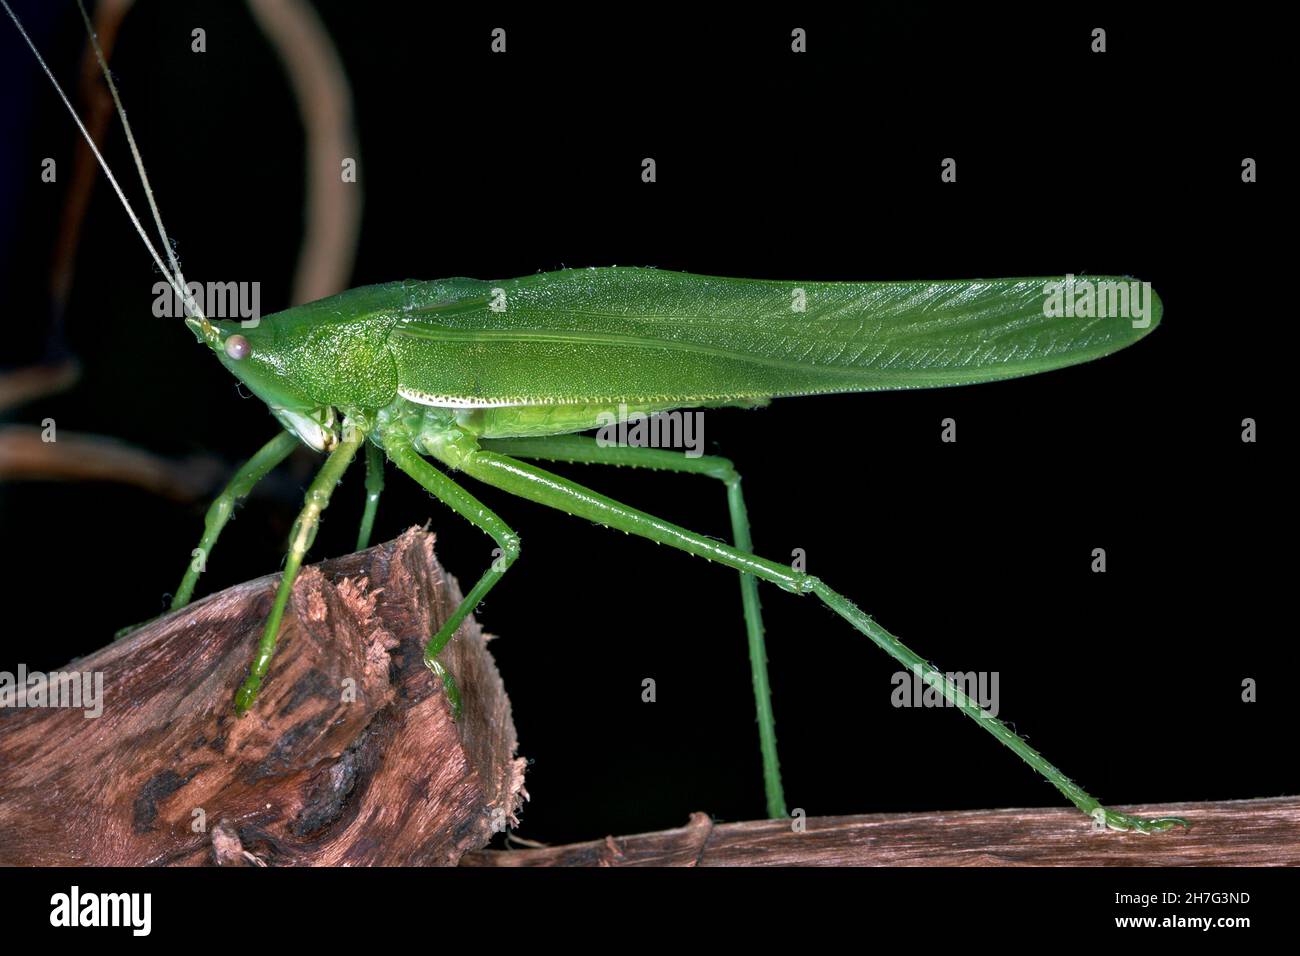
[0,528,525,866]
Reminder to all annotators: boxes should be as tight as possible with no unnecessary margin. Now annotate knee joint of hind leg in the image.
[708,457,740,486]
[206,489,239,525]
[795,573,821,595]
[497,532,521,567]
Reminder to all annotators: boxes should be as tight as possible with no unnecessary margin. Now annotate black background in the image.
[0,0,1289,875]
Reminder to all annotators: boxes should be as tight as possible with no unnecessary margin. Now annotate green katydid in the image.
[5,0,1188,834]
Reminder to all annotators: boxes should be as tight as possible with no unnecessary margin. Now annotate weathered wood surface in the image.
[462,798,1300,867]
[0,528,525,866]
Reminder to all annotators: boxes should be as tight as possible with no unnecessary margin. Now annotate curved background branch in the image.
[246,0,362,305]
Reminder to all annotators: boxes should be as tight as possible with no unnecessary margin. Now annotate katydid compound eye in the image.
[224,334,251,360]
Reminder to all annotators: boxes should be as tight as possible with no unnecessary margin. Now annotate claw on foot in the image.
[1091,806,1191,833]
[233,676,260,716]
[426,657,462,720]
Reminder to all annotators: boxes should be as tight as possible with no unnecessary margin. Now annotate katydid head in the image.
[4,0,343,450]
[187,316,341,450]
[186,317,305,406]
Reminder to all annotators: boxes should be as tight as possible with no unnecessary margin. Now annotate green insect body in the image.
[6,0,1188,834]
[204,270,1159,436]
[185,268,1182,834]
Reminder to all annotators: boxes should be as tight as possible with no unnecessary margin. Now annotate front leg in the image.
[172,430,299,610]
[234,424,364,714]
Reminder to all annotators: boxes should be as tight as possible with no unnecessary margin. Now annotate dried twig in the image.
[462,798,1300,867]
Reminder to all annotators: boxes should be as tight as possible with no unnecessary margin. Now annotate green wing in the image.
[386,268,1160,406]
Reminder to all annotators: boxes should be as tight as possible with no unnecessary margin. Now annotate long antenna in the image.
[1,0,209,328]
[74,1,192,307]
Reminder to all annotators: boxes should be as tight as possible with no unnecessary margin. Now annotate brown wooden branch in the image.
[0,360,80,413]
[0,361,227,503]
[0,528,525,866]
[247,0,362,306]
[462,797,1300,867]
[49,0,134,318]
[0,424,227,501]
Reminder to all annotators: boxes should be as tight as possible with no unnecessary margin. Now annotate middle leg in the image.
[234,425,364,713]
[355,440,385,551]
[383,433,520,719]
